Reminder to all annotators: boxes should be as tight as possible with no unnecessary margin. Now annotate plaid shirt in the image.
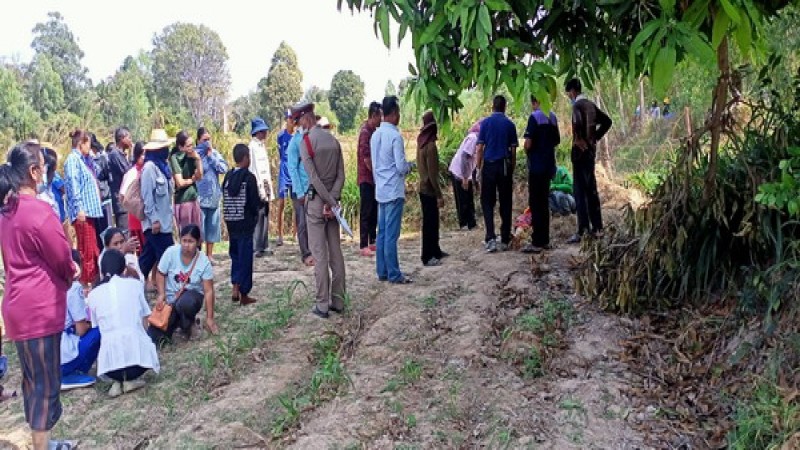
[64,149,103,221]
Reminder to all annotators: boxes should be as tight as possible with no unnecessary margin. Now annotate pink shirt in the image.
[448,131,479,181]
[1,195,75,340]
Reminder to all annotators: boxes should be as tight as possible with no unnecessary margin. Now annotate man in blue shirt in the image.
[522,95,560,253]
[287,104,314,266]
[371,96,414,284]
[476,95,518,253]
[275,111,294,247]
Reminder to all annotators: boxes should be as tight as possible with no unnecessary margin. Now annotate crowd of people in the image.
[0,77,610,449]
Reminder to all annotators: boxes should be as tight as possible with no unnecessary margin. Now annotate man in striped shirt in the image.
[64,129,104,285]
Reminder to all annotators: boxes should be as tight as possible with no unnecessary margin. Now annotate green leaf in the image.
[478,4,492,37]
[398,21,409,44]
[377,5,391,48]
[679,30,715,62]
[658,0,676,16]
[494,38,517,49]
[484,0,512,11]
[419,14,448,45]
[712,8,730,50]
[719,0,741,24]
[651,45,676,96]
[734,15,752,57]
[631,19,663,53]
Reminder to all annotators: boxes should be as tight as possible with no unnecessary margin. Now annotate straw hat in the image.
[143,129,175,150]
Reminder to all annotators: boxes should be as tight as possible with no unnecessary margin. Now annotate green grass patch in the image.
[728,382,800,450]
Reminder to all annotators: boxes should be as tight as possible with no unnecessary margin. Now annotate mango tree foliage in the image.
[338,0,790,121]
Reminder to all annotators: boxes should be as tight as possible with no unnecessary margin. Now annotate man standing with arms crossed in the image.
[371,96,414,284]
[476,95,518,253]
[357,102,382,257]
[564,78,612,244]
[248,117,275,257]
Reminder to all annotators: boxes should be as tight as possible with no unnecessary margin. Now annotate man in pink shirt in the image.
[448,120,482,230]
[0,141,78,450]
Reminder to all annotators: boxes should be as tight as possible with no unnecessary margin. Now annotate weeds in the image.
[728,382,800,449]
[271,333,350,438]
[382,359,424,393]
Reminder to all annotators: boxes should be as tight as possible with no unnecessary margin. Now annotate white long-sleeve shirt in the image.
[248,138,275,202]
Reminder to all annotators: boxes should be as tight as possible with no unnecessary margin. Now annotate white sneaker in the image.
[108,381,123,398]
[484,239,497,253]
[497,242,509,252]
[123,378,147,394]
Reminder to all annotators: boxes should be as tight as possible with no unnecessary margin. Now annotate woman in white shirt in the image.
[88,249,159,397]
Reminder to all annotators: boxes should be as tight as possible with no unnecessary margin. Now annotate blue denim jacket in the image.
[197,149,228,209]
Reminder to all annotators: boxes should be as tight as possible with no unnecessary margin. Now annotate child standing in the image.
[223,144,261,306]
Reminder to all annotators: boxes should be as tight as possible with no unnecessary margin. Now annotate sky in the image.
[0,0,415,104]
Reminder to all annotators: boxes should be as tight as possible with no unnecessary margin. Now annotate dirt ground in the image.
[0,176,659,449]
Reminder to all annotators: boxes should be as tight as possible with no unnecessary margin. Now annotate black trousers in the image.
[480,160,513,244]
[359,182,378,249]
[528,172,551,247]
[106,365,147,382]
[451,174,476,229]
[419,192,443,264]
[572,155,603,235]
[148,290,204,344]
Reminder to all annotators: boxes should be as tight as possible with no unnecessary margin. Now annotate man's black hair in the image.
[565,78,582,93]
[492,95,507,112]
[233,143,250,163]
[530,95,539,103]
[382,96,400,117]
[114,127,130,144]
[368,101,382,117]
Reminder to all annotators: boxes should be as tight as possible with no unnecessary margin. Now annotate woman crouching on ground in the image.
[88,249,159,397]
[149,224,218,344]
[99,227,144,283]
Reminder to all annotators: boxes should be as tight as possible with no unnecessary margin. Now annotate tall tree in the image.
[151,23,231,124]
[258,41,303,129]
[384,80,397,96]
[0,66,41,140]
[30,12,88,110]
[26,54,65,120]
[103,61,153,140]
[328,70,365,132]
[229,91,261,135]
[303,85,328,103]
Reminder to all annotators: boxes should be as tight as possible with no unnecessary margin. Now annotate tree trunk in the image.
[703,35,730,201]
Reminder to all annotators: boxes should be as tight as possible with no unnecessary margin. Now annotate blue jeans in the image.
[376,198,405,282]
[229,234,254,295]
[61,328,101,377]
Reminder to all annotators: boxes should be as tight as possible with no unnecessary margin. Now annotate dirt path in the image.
[0,214,651,449]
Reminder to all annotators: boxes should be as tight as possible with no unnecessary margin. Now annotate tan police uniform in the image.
[299,125,347,314]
